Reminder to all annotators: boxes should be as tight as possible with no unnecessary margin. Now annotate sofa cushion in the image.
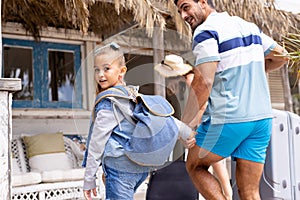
[12,172,42,187]
[23,132,65,158]
[41,168,85,183]
[22,132,73,172]
[29,152,72,172]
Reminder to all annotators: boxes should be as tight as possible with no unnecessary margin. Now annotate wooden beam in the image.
[2,22,99,43]
[0,78,22,92]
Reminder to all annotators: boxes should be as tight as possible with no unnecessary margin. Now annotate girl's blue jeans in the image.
[103,164,148,200]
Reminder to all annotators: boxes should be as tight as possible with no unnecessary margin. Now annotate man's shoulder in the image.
[194,12,230,34]
[194,11,260,42]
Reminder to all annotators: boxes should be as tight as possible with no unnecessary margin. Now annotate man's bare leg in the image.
[236,158,264,200]
[186,145,226,200]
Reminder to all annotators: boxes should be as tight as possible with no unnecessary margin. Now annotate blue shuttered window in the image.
[3,38,82,108]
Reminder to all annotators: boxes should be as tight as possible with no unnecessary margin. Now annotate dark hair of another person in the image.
[173,0,215,9]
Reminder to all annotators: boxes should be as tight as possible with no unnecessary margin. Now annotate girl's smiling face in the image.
[94,54,127,90]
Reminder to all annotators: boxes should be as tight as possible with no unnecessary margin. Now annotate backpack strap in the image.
[92,86,135,122]
[92,86,175,122]
[108,86,175,117]
[94,87,130,106]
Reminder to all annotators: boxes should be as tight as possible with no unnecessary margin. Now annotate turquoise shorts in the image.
[196,118,272,163]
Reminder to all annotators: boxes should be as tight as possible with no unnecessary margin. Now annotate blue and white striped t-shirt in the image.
[193,12,276,124]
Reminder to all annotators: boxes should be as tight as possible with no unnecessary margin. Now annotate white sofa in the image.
[10,133,102,200]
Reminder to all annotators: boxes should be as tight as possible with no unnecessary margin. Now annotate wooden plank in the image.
[0,78,22,92]
[12,118,90,136]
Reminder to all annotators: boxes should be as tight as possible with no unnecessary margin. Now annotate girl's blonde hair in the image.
[94,43,126,94]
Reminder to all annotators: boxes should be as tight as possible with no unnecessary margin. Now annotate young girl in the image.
[82,43,195,200]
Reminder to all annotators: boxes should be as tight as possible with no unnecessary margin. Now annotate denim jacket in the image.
[82,85,192,190]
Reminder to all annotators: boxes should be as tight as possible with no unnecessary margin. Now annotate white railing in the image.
[0,78,21,200]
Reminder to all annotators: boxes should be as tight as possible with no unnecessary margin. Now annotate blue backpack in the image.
[91,85,182,167]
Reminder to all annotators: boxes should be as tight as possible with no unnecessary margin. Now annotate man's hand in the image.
[181,132,197,148]
[83,188,97,200]
[265,45,289,72]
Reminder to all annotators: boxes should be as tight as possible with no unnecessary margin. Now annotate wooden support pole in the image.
[0,78,21,200]
[0,0,2,77]
[152,26,165,97]
[280,65,293,112]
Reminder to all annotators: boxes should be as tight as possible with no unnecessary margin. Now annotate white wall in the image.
[275,0,300,13]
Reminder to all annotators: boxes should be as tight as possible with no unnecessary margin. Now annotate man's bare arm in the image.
[181,61,218,125]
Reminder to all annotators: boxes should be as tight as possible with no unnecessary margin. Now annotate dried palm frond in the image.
[2,0,170,40]
[2,0,299,43]
[89,1,135,39]
[2,0,94,40]
[211,0,299,41]
[167,0,299,41]
[113,0,166,37]
[64,0,93,34]
[284,34,300,62]
[282,28,300,72]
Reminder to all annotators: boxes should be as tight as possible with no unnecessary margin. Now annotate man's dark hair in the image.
[173,0,215,8]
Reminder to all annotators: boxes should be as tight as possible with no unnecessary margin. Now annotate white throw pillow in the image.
[29,152,72,172]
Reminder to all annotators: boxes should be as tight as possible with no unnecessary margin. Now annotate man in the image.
[174,0,289,199]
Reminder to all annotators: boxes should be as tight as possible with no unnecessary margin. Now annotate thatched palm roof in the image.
[2,0,92,39]
[2,0,299,42]
[1,0,189,40]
